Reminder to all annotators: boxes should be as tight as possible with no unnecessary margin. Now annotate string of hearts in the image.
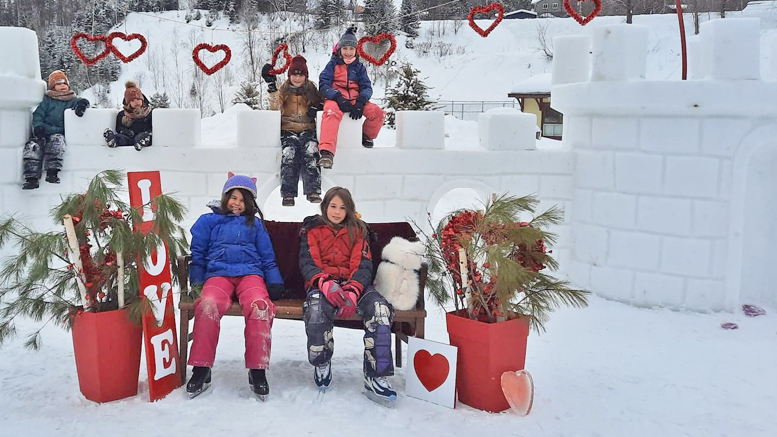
[564,0,602,26]
[70,32,148,66]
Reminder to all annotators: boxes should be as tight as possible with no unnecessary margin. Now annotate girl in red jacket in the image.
[299,186,397,405]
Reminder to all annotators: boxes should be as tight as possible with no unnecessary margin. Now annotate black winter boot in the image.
[249,369,269,400]
[45,170,60,184]
[186,366,212,398]
[362,133,374,148]
[103,129,116,148]
[318,150,334,169]
[22,177,39,190]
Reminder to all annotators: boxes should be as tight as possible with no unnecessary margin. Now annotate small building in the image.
[508,73,563,140]
[532,0,597,19]
[505,9,538,19]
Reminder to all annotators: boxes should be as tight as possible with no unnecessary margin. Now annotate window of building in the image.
[543,4,549,9]
[552,2,559,8]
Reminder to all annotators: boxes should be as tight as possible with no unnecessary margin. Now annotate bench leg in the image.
[395,333,402,368]
[416,317,425,339]
[179,308,190,385]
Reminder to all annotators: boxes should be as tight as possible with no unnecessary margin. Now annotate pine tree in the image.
[384,63,438,127]
[150,91,171,108]
[399,0,420,38]
[232,81,261,109]
[363,0,397,35]
[315,0,335,29]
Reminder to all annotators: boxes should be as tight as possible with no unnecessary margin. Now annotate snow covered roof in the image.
[531,0,542,3]
[509,73,552,95]
[506,9,538,16]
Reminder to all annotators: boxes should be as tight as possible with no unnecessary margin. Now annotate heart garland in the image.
[268,44,293,75]
[356,33,397,66]
[106,32,148,63]
[468,3,505,38]
[564,0,602,26]
[70,33,112,66]
[192,43,232,75]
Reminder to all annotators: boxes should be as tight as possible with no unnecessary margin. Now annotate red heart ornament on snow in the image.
[357,33,397,66]
[70,33,111,66]
[107,32,148,63]
[501,370,534,416]
[467,3,505,38]
[192,43,232,75]
[564,0,602,26]
[413,350,449,392]
[268,44,293,75]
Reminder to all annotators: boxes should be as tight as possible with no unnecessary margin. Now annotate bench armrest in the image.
[178,255,192,302]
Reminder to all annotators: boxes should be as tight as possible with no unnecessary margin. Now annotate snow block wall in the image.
[552,20,777,312]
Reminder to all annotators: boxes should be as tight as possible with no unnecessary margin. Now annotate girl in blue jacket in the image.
[186,173,285,400]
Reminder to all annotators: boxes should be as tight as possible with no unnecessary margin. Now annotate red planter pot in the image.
[71,308,143,403]
[446,311,530,412]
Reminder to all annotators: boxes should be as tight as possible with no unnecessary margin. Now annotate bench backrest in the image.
[263,220,418,299]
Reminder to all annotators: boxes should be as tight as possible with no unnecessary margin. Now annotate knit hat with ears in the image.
[338,28,358,49]
[288,55,308,78]
[123,81,143,104]
[222,172,257,197]
[48,70,69,90]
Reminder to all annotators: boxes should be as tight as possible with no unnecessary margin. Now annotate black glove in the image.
[267,283,286,300]
[335,94,352,113]
[33,127,46,139]
[261,63,276,84]
[350,97,366,120]
[74,98,89,117]
[306,106,319,119]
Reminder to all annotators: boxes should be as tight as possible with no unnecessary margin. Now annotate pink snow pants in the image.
[188,275,276,369]
[319,99,385,154]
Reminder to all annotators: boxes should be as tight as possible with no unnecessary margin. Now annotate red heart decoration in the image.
[357,33,397,66]
[501,370,534,416]
[468,3,505,38]
[192,43,232,76]
[564,0,602,26]
[413,350,449,392]
[70,33,111,66]
[107,32,148,63]
[268,44,293,75]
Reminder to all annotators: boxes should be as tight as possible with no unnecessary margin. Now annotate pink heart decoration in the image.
[501,369,534,416]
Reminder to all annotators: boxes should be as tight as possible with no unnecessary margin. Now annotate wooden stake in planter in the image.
[63,214,89,310]
[458,247,473,317]
[117,252,125,309]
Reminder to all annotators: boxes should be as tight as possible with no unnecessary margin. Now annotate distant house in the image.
[532,0,597,19]
[505,9,538,19]
[508,73,563,140]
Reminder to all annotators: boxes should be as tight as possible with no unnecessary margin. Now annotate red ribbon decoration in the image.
[192,43,232,75]
[563,0,602,26]
[268,44,293,75]
[106,32,148,63]
[467,3,505,38]
[70,33,112,66]
[357,33,397,66]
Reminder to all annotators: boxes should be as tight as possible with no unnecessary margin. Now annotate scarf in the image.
[121,104,152,127]
[343,56,356,65]
[45,89,76,101]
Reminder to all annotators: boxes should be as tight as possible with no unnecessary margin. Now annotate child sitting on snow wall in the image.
[22,70,89,190]
[317,28,385,168]
[299,187,397,406]
[186,174,287,400]
[261,55,325,207]
[103,81,153,151]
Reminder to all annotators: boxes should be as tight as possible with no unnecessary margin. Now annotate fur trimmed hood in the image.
[373,237,425,311]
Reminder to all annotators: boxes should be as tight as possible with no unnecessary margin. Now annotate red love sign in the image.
[413,350,449,392]
[357,33,397,66]
[192,43,232,75]
[107,32,148,63]
[468,3,505,38]
[70,33,111,66]
[268,44,292,75]
[564,0,602,26]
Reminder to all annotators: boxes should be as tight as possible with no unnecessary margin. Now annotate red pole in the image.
[675,0,688,80]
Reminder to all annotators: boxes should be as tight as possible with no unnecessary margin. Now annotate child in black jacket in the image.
[103,81,153,151]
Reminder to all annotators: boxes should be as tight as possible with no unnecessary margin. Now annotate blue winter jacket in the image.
[318,54,373,102]
[189,207,283,286]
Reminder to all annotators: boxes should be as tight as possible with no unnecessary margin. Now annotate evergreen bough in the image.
[384,63,439,128]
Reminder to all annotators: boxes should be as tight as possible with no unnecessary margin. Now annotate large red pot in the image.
[446,311,530,412]
[71,308,143,403]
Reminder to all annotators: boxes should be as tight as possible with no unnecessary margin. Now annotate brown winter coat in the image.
[268,80,323,132]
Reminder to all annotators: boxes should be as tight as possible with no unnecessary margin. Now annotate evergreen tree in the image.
[150,91,171,108]
[315,0,334,29]
[399,0,419,38]
[384,63,438,128]
[363,0,397,35]
[232,81,261,109]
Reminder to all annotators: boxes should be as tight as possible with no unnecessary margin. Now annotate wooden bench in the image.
[177,220,427,383]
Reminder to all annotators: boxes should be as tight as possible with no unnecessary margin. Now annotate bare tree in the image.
[536,21,553,60]
[240,3,262,83]
[213,66,234,113]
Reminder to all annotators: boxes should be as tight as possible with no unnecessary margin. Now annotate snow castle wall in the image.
[552,19,777,312]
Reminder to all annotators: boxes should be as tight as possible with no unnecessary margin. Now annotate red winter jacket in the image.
[299,215,373,298]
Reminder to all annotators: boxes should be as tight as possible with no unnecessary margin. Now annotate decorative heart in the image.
[467,3,505,38]
[70,32,111,66]
[357,33,397,66]
[564,0,602,26]
[268,44,292,75]
[501,370,534,416]
[192,43,232,75]
[107,32,148,63]
[413,350,449,392]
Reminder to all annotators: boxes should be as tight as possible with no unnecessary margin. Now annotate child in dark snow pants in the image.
[262,55,324,207]
[103,81,153,151]
[22,70,89,190]
[299,187,397,403]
